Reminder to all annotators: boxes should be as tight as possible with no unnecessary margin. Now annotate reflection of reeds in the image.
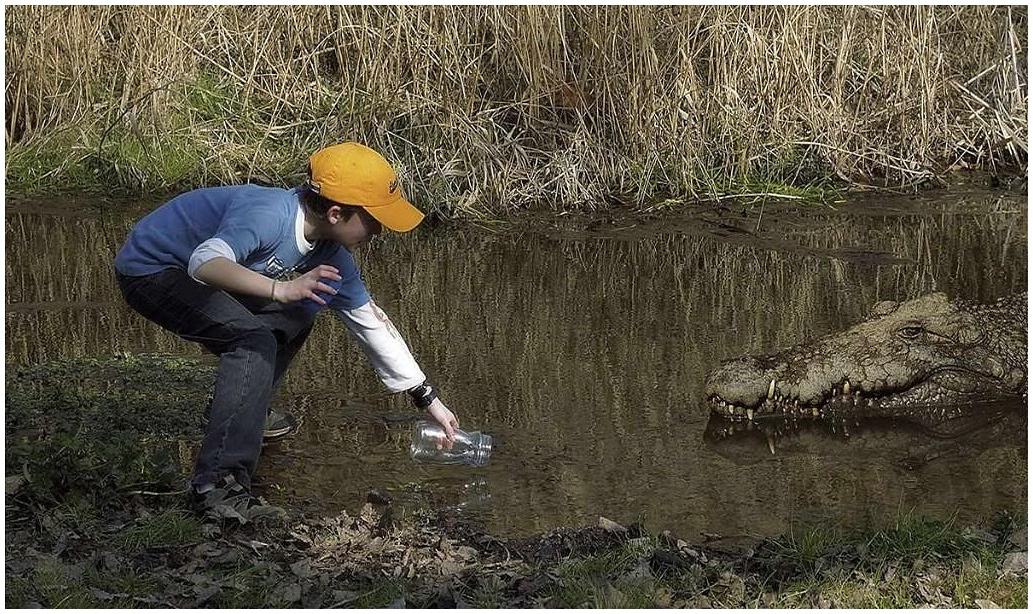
[5,6,1027,209]
[5,199,1026,536]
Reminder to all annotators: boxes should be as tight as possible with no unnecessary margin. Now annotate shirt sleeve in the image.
[297,247,424,392]
[187,237,235,283]
[298,246,370,313]
[208,197,282,264]
[334,300,427,392]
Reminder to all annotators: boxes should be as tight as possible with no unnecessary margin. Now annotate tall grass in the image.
[5,6,1027,213]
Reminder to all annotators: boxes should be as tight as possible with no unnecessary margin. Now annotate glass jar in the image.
[410,420,493,467]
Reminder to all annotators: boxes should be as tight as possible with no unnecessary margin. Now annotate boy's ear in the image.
[326,205,343,224]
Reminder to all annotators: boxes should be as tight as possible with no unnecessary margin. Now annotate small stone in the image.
[5,475,26,494]
[1002,551,1026,574]
[332,590,359,604]
[279,582,302,605]
[963,528,996,544]
[289,559,314,578]
[1008,527,1027,549]
[621,560,653,584]
[366,489,392,506]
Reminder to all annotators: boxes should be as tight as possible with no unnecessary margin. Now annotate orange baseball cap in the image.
[307,142,425,232]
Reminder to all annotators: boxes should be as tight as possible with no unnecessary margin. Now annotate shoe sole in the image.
[263,415,301,442]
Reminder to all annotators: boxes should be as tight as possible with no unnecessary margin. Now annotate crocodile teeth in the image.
[767,433,776,455]
[768,380,776,399]
[843,380,851,395]
[747,408,754,421]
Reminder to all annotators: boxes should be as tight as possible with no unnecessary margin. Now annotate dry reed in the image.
[4,6,1027,215]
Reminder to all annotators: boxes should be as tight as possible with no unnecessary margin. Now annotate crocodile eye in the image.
[897,325,925,340]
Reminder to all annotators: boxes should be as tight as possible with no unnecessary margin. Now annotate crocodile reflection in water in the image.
[703,401,1026,467]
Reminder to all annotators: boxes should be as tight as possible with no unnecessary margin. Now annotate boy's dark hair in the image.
[299,186,360,221]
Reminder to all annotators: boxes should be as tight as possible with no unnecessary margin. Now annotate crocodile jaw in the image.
[706,370,1010,422]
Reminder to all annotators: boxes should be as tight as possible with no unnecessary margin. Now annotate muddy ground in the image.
[5,355,1027,608]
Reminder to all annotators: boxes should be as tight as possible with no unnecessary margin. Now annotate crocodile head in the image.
[704,292,1026,422]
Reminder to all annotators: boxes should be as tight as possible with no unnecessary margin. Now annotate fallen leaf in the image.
[598,516,626,533]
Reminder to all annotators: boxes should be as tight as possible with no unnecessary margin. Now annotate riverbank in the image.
[5,354,1027,608]
[5,6,1026,215]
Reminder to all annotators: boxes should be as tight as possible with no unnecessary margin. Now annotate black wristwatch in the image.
[407,381,438,409]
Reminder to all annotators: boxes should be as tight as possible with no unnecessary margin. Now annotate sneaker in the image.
[263,409,300,441]
[200,409,299,441]
[189,475,286,524]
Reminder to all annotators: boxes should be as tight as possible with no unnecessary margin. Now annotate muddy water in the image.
[5,188,1027,540]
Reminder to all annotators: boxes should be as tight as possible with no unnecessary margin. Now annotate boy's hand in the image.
[274,265,341,304]
[427,398,459,444]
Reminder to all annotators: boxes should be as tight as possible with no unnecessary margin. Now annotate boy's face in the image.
[330,206,383,251]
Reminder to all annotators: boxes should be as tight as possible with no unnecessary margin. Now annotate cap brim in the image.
[365,197,425,233]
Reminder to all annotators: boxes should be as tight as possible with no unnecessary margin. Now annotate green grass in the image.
[953,554,1028,608]
[4,575,38,608]
[6,354,213,505]
[350,580,408,608]
[207,564,281,608]
[121,509,202,552]
[33,558,102,609]
[767,525,843,574]
[734,178,844,203]
[547,538,661,607]
[757,512,1026,608]
[863,511,978,561]
[775,572,915,608]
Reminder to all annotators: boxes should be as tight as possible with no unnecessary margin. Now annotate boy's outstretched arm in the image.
[334,300,460,440]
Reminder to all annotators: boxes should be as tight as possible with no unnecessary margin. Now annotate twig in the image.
[122,488,189,497]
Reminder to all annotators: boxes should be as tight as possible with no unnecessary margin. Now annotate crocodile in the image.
[704,292,1027,427]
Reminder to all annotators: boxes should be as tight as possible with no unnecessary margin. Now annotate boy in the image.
[114,142,459,518]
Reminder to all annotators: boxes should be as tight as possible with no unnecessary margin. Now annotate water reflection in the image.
[4,190,1027,539]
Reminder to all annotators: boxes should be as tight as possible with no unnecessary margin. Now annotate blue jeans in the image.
[116,267,315,490]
